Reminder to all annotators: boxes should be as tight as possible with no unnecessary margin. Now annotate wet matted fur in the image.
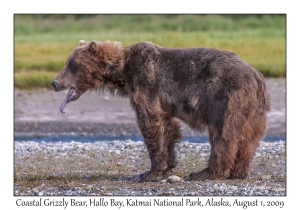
[52,40,270,182]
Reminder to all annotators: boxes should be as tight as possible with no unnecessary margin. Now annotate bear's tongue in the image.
[60,88,76,114]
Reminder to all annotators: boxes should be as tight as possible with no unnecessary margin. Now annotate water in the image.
[14,135,286,143]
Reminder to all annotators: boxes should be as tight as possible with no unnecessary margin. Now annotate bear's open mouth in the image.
[60,88,77,114]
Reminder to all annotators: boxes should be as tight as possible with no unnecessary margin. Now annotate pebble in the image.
[183,142,190,148]
[166,175,182,183]
[261,175,272,180]
[112,150,121,155]
[85,185,93,191]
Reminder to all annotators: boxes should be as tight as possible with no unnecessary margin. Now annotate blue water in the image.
[14,135,286,143]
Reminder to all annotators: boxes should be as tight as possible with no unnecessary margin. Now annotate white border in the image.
[3,0,298,208]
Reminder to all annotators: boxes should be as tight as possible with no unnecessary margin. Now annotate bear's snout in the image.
[51,80,58,90]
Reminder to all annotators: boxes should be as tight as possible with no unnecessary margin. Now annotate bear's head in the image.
[51,40,124,114]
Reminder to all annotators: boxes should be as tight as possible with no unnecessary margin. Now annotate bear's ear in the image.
[79,40,86,46]
[88,41,98,54]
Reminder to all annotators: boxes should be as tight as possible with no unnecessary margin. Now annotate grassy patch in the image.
[14,14,286,36]
[14,70,58,89]
[14,33,286,89]
[14,43,75,72]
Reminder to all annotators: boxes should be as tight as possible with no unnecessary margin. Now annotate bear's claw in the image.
[134,171,163,183]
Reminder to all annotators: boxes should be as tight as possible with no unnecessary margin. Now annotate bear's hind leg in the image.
[189,131,237,180]
[228,143,253,179]
[229,114,267,179]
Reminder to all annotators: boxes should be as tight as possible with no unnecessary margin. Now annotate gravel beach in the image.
[14,140,286,196]
[14,78,286,196]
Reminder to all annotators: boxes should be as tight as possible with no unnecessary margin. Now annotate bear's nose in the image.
[51,80,58,89]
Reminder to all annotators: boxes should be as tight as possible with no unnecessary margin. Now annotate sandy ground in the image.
[14,78,286,137]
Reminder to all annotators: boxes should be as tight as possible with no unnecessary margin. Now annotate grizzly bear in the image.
[51,40,270,182]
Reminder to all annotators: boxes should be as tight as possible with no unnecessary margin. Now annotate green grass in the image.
[14,14,286,89]
[14,70,58,89]
[14,14,286,36]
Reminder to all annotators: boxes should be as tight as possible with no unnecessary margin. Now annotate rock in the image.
[85,185,93,191]
[272,188,286,192]
[38,192,43,196]
[195,146,202,151]
[260,175,271,180]
[166,175,182,183]
[125,139,133,144]
[112,150,121,155]
[183,142,189,148]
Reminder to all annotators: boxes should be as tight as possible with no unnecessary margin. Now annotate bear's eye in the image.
[68,59,79,74]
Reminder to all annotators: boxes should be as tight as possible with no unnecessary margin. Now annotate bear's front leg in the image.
[136,118,168,183]
[131,99,169,182]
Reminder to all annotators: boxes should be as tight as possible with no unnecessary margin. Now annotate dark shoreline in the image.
[14,120,286,137]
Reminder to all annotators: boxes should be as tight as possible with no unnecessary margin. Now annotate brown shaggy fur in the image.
[52,40,270,182]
